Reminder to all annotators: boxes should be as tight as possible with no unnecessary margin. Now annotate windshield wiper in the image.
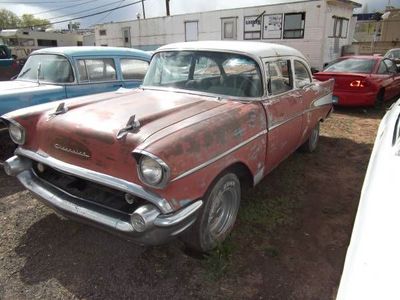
[17,67,31,79]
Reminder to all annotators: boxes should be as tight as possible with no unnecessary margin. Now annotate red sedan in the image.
[314,56,400,106]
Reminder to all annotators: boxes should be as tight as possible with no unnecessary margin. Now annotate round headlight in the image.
[139,156,163,186]
[9,123,25,145]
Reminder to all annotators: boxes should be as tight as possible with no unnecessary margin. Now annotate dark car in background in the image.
[0,44,23,81]
[314,55,400,107]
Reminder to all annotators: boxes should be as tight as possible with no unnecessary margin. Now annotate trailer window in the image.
[37,39,57,47]
[283,12,305,39]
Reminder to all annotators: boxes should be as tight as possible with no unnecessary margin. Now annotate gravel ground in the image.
[0,107,384,299]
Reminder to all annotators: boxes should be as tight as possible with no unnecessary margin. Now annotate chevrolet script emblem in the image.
[54,144,91,158]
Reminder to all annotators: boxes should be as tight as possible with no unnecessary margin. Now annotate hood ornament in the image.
[116,115,141,140]
[48,102,68,120]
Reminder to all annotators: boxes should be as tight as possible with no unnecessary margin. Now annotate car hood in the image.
[26,89,227,177]
[0,80,65,116]
[0,80,42,91]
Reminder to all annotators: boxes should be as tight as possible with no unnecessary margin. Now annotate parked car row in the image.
[1,41,334,251]
[1,42,399,253]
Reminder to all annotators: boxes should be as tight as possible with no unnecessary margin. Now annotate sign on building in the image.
[263,14,283,39]
[244,16,262,40]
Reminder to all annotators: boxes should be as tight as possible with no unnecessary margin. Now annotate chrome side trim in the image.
[268,111,303,131]
[312,93,332,107]
[14,148,173,214]
[171,130,267,182]
[268,93,332,131]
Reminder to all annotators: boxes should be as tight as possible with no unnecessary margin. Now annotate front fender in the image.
[137,101,267,209]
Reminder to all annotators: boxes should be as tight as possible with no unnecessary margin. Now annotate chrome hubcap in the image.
[310,124,319,148]
[208,187,238,239]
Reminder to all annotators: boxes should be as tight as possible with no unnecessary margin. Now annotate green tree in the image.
[18,14,50,28]
[0,9,19,29]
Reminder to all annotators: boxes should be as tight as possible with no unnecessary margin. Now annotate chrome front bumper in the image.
[4,154,203,246]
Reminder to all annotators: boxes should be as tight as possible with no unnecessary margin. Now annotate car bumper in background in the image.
[333,91,377,107]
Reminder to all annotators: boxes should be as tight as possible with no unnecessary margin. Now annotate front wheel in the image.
[300,122,320,153]
[181,173,241,252]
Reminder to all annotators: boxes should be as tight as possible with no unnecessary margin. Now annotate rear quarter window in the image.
[120,59,149,80]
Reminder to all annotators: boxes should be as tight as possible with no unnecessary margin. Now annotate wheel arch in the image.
[202,161,255,200]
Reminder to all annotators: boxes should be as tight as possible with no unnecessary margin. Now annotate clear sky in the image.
[0,0,398,30]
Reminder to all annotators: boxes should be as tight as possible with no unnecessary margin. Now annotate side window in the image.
[81,58,117,82]
[294,60,311,88]
[384,59,397,73]
[77,60,88,82]
[266,60,293,95]
[120,59,149,80]
[378,61,389,74]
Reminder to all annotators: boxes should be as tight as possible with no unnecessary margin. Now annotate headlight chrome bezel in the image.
[8,121,26,145]
[135,150,170,189]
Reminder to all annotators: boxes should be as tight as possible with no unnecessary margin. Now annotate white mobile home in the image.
[0,29,83,59]
[93,0,361,70]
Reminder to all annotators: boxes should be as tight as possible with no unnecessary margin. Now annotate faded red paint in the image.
[3,79,333,211]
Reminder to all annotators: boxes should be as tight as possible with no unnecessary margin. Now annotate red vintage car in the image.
[2,41,333,252]
[314,55,400,107]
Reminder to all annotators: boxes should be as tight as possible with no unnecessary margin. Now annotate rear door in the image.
[66,57,124,98]
[292,59,323,144]
[262,58,304,173]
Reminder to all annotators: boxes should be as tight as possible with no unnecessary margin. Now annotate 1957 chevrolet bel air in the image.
[2,41,334,252]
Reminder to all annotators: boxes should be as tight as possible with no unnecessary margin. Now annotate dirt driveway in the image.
[0,108,384,299]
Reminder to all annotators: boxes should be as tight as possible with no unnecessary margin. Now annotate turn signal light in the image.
[350,80,367,88]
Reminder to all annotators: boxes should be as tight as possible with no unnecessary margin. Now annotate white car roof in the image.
[158,41,307,60]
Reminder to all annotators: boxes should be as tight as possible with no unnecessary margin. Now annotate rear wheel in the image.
[300,122,320,153]
[182,173,241,252]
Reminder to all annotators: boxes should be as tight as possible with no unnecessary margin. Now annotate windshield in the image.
[143,51,263,98]
[386,50,400,60]
[324,58,376,73]
[18,54,74,83]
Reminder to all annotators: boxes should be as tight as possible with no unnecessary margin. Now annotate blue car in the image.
[0,46,151,116]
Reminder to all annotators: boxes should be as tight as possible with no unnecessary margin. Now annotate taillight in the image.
[350,80,369,88]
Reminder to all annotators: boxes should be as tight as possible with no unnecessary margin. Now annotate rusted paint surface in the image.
[3,78,333,211]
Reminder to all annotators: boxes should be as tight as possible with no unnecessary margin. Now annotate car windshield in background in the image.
[385,49,400,60]
[143,51,263,98]
[324,58,375,73]
[18,54,74,83]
